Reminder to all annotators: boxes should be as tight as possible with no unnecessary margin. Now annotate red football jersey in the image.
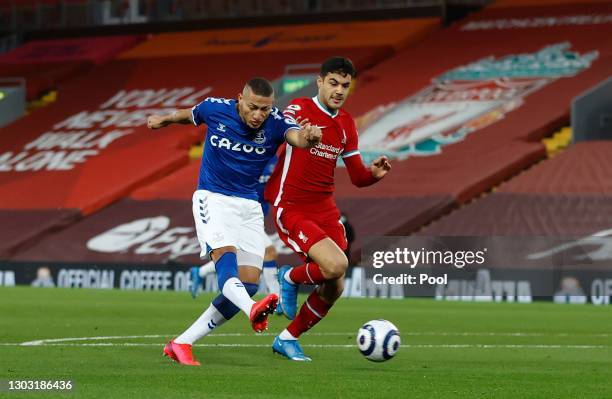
[265,96,360,210]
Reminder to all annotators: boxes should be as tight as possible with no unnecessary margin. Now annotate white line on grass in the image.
[18,333,354,346]
[0,342,608,349]
[17,331,612,346]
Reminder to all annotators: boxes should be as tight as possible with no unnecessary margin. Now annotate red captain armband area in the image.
[343,153,378,187]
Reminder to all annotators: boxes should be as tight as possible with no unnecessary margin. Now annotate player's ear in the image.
[316,76,323,89]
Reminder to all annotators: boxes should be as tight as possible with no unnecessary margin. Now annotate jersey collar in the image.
[312,96,339,118]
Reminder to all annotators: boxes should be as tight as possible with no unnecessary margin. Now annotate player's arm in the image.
[147,108,193,129]
[342,119,391,187]
[285,125,322,148]
[281,100,321,148]
[344,154,391,187]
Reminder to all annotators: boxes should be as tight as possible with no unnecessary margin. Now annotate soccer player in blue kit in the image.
[147,78,321,366]
[190,154,284,306]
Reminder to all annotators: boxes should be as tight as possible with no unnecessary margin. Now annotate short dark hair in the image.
[246,77,274,97]
[320,56,356,78]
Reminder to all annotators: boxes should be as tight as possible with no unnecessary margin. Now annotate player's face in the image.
[237,91,274,129]
[317,72,352,111]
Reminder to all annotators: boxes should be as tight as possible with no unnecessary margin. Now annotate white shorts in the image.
[263,229,273,249]
[192,190,266,269]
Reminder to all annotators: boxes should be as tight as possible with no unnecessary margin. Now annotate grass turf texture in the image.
[0,287,610,399]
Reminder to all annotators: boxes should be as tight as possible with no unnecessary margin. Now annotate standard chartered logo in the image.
[209,134,266,155]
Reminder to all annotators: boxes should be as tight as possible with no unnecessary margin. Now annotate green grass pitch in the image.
[1,287,610,398]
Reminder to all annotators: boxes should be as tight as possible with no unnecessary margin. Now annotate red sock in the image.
[287,291,332,338]
[288,262,326,285]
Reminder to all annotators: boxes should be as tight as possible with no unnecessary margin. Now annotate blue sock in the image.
[212,282,259,320]
[263,259,277,269]
[215,252,238,288]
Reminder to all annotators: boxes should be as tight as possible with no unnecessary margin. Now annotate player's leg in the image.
[284,277,343,337]
[273,208,326,318]
[199,261,216,277]
[260,231,286,315]
[261,245,280,295]
[236,197,279,331]
[175,264,261,345]
[276,237,345,320]
[275,207,348,286]
[274,218,347,361]
[274,208,348,319]
[192,190,276,326]
[284,238,348,284]
[274,264,343,361]
[189,260,215,298]
[210,246,257,315]
[166,263,262,366]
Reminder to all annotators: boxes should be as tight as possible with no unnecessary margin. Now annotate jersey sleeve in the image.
[341,118,360,159]
[271,107,300,144]
[191,98,214,126]
[282,99,304,120]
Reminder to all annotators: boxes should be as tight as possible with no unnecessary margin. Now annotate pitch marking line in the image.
[15,331,612,347]
[0,333,608,349]
[0,342,608,349]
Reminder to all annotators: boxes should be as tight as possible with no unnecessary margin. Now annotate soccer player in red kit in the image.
[265,57,391,361]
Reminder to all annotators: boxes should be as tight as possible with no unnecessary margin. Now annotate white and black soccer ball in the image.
[356,320,400,362]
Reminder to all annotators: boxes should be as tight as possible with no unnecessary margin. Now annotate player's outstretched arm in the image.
[344,154,391,187]
[147,108,193,129]
[285,125,322,148]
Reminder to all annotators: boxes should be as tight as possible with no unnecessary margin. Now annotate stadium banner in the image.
[0,35,144,100]
[0,261,610,305]
[9,198,302,265]
[332,3,612,203]
[351,38,609,163]
[358,236,612,304]
[9,196,459,265]
[0,261,350,294]
[0,63,211,213]
[0,46,403,214]
[118,19,439,58]
[0,209,79,260]
[0,61,91,101]
[0,36,145,64]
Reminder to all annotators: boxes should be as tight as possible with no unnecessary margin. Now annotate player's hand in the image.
[147,115,167,129]
[302,124,322,147]
[371,156,391,179]
[295,116,310,129]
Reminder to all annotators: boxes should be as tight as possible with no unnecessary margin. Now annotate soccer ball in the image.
[356,319,400,362]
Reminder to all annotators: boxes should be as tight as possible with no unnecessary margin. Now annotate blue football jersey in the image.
[192,97,299,201]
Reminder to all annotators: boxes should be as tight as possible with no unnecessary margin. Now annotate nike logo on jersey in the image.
[298,231,308,243]
[209,134,266,155]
